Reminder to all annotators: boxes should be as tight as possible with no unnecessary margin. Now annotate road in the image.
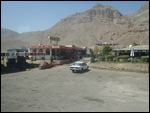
[1,64,149,112]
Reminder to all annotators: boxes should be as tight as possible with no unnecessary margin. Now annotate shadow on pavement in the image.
[1,63,39,75]
[72,69,91,74]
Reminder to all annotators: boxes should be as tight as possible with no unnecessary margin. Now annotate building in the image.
[27,44,86,61]
[113,45,149,57]
[6,48,28,59]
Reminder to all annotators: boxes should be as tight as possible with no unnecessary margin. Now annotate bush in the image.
[99,56,105,61]
[106,55,115,61]
[102,45,112,56]
[141,56,149,63]
[117,55,130,62]
[91,57,95,62]
[90,49,96,62]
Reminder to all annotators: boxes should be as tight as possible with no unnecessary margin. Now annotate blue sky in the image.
[1,1,148,34]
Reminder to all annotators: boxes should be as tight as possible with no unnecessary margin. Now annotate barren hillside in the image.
[1,28,19,38]
[119,2,149,45]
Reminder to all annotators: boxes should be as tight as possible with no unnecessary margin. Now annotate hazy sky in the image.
[1,1,148,33]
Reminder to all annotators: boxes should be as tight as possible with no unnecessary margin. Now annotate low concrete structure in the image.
[113,45,149,57]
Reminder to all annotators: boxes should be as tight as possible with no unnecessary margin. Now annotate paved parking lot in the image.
[1,64,149,112]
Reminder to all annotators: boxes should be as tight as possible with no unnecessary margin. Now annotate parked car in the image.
[70,61,89,73]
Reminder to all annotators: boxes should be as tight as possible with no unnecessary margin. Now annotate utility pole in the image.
[48,36,52,63]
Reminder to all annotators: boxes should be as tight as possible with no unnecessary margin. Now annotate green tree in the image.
[90,49,96,62]
[102,45,112,56]
[94,46,102,58]
[132,42,139,46]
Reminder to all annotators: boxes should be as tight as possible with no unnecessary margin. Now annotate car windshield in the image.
[73,63,82,66]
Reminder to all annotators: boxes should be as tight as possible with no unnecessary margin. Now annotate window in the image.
[83,63,86,66]
[33,49,36,52]
[46,49,50,55]
[39,49,43,53]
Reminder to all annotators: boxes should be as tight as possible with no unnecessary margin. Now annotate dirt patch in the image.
[83,96,104,103]
[1,65,149,112]
[90,62,149,73]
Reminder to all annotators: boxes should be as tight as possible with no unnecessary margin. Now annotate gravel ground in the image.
[1,64,149,112]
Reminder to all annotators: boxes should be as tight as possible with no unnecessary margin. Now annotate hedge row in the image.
[141,56,149,62]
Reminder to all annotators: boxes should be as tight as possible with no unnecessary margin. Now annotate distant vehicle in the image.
[70,61,89,73]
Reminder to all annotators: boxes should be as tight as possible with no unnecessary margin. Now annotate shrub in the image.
[90,49,96,62]
[91,57,95,62]
[106,55,115,61]
[102,45,112,56]
[99,56,105,61]
[117,55,130,62]
[132,42,139,46]
[141,56,149,63]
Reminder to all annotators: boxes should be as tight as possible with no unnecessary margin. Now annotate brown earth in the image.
[89,62,149,73]
[1,58,149,73]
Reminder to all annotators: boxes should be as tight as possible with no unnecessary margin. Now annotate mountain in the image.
[125,2,149,23]
[1,28,25,51]
[118,2,149,45]
[44,3,149,47]
[1,3,149,51]
[44,4,130,47]
[1,31,44,51]
[1,28,19,38]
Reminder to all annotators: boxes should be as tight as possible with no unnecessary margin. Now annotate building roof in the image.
[7,48,28,52]
[27,44,85,50]
[74,61,86,64]
[114,45,149,51]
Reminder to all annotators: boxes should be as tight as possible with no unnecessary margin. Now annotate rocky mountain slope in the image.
[119,2,149,45]
[1,3,149,51]
[1,28,19,38]
[44,4,131,47]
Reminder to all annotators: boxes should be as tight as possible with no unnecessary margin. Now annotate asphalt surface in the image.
[1,64,149,112]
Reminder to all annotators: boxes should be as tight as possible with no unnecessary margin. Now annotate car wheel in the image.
[72,70,76,73]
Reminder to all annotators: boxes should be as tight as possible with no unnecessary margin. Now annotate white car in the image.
[70,61,89,73]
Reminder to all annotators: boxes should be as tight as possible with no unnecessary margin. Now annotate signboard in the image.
[49,36,60,41]
[52,46,60,49]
